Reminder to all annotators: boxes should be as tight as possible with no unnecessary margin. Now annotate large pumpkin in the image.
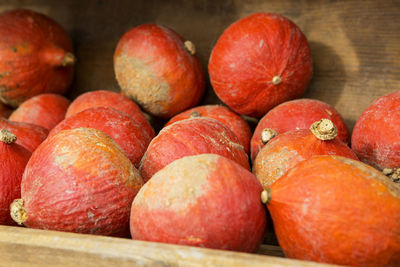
[131,154,266,252]
[209,13,312,117]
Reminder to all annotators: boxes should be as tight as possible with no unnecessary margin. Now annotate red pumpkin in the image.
[165,105,251,154]
[114,23,204,118]
[253,119,358,188]
[209,13,312,117]
[9,93,70,130]
[263,155,400,266]
[352,90,400,182]
[140,117,249,182]
[0,118,48,152]
[251,99,349,162]
[0,129,31,225]
[66,90,154,138]
[0,102,12,118]
[131,154,266,252]
[0,9,74,107]
[50,107,153,168]
[10,127,143,236]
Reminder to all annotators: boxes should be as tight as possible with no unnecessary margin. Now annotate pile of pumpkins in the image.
[0,9,398,267]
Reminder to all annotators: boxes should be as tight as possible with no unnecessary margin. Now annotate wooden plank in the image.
[0,226,337,267]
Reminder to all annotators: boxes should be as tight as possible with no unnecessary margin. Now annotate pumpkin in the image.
[0,9,74,107]
[0,129,31,225]
[131,154,266,252]
[253,119,358,188]
[139,117,249,182]
[9,93,70,130]
[251,99,349,162]
[65,90,154,138]
[49,107,153,168]
[10,127,143,236]
[208,13,312,117]
[352,90,400,183]
[165,105,251,154]
[262,155,400,266]
[0,118,48,152]
[114,23,204,118]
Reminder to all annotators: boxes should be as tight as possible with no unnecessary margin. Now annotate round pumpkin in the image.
[10,127,143,236]
[114,23,204,118]
[65,90,154,138]
[251,99,349,162]
[165,105,251,154]
[262,155,400,266]
[49,107,153,168]
[9,93,70,130]
[0,118,48,152]
[352,90,400,182]
[0,129,31,225]
[0,9,74,107]
[131,154,266,252]
[253,119,358,188]
[209,13,312,117]
[140,117,249,182]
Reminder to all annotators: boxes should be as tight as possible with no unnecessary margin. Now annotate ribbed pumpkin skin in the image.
[0,118,48,152]
[21,128,143,236]
[49,107,153,168]
[9,94,70,130]
[0,139,31,225]
[65,90,154,138]
[165,105,251,154]
[0,9,74,107]
[209,13,312,117]
[131,154,266,252]
[268,155,400,266]
[253,129,358,188]
[114,24,204,118]
[352,90,400,170]
[140,117,249,182]
[251,99,349,162]
[0,102,12,118]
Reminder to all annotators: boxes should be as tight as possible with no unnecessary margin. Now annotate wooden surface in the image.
[1,0,399,131]
[0,226,338,267]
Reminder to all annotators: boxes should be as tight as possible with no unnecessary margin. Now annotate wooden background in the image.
[0,0,399,130]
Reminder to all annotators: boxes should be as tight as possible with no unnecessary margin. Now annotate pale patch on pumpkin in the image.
[114,52,171,116]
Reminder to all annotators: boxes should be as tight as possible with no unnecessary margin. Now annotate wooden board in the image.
[1,0,399,131]
[0,226,338,267]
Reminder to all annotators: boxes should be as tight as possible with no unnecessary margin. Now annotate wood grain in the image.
[0,226,337,267]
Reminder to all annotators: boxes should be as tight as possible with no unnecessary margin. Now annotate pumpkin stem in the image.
[310,119,337,140]
[261,128,278,145]
[0,129,17,144]
[62,52,76,67]
[190,111,201,118]
[272,75,282,85]
[382,168,400,183]
[261,189,271,204]
[184,40,196,55]
[10,199,28,225]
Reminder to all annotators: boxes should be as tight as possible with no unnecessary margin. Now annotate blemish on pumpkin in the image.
[87,212,94,218]
[325,109,333,116]
[11,46,17,53]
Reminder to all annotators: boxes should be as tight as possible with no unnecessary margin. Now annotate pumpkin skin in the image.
[114,23,205,118]
[140,117,249,182]
[12,128,143,236]
[49,107,153,168]
[209,13,312,117]
[251,99,349,162]
[352,90,400,172]
[131,154,266,252]
[65,90,154,138]
[265,155,400,266]
[0,102,12,118]
[0,9,75,107]
[0,118,48,152]
[253,120,358,189]
[165,105,251,154]
[9,94,70,130]
[0,130,31,225]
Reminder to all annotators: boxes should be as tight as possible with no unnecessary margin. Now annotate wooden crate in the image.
[0,0,398,266]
